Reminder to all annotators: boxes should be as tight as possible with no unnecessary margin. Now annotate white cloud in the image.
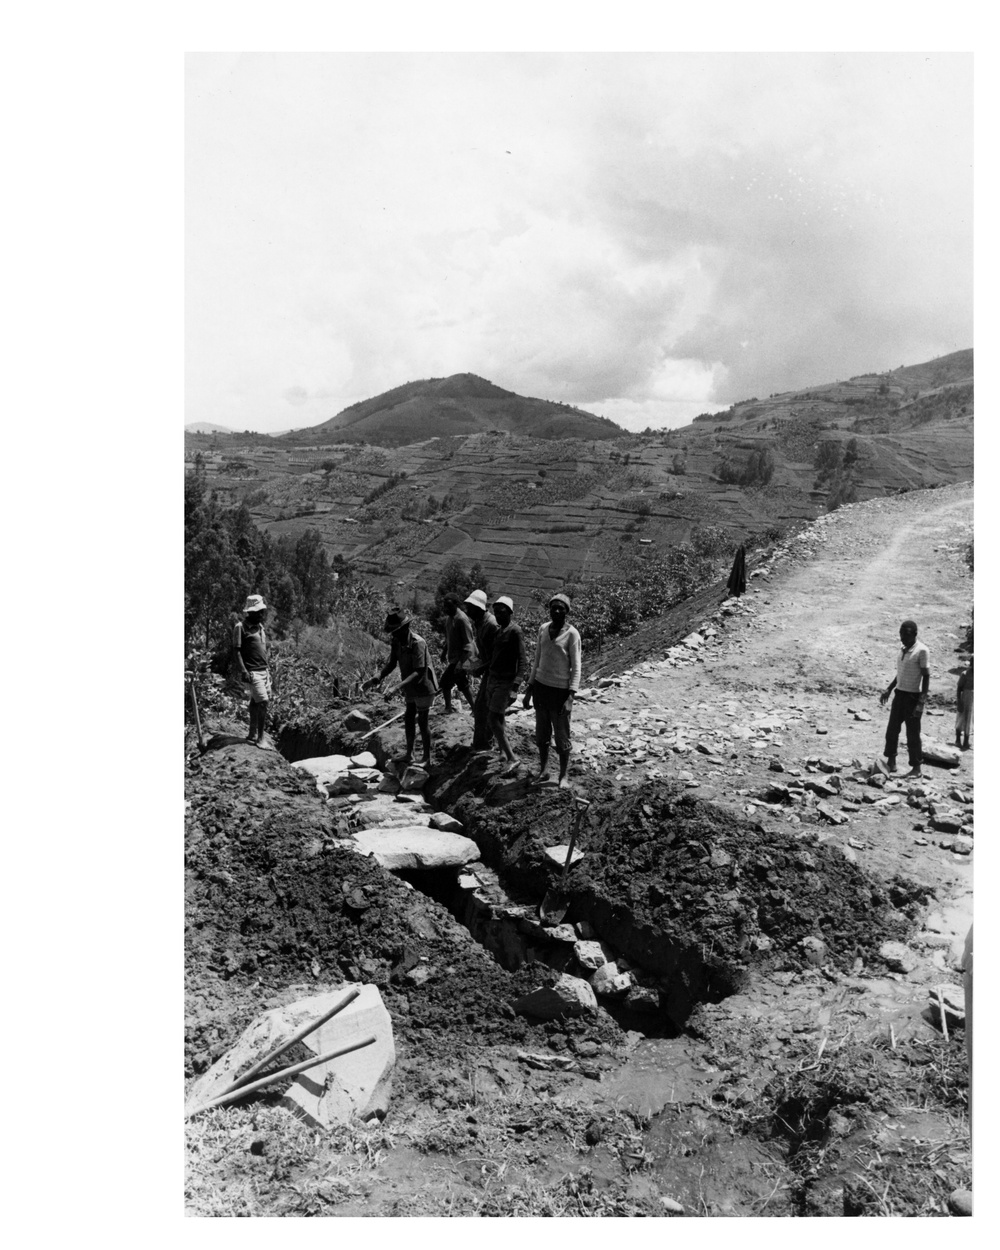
[186,52,972,432]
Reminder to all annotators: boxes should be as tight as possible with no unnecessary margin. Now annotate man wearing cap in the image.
[463,589,499,752]
[878,618,930,779]
[233,594,270,746]
[362,608,439,767]
[486,595,527,776]
[523,592,582,788]
[439,594,477,715]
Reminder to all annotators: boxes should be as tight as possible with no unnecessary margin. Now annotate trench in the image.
[275,721,706,1039]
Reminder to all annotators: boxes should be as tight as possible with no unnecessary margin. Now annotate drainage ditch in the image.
[276,724,751,1037]
[275,719,925,1040]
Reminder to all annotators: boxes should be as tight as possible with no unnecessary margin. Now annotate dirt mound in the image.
[448,777,927,1026]
[184,745,620,1078]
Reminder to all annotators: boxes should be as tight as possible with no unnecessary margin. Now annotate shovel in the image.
[186,673,206,753]
[539,794,591,926]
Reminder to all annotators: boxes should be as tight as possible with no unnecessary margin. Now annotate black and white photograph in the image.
[183,49,974,1219]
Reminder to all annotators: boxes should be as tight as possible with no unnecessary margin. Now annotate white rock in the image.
[429,811,464,832]
[400,766,429,793]
[350,826,479,870]
[348,767,382,782]
[186,984,394,1126]
[880,941,918,974]
[543,844,586,869]
[352,804,432,830]
[573,940,610,972]
[292,754,353,783]
[350,751,377,768]
[592,962,631,998]
[513,974,597,1019]
[326,772,369,796]
[283,985,395,1127]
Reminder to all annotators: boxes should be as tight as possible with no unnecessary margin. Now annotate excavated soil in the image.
[185,745,622,1082]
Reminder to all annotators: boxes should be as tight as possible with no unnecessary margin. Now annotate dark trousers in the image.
[884,690,922,767]
[441,661,471,697]
[471,676,493,749]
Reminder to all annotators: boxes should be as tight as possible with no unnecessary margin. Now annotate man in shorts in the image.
[363,607,438,767]
[233,593,271,746]
[523,592,581,788]
[486,595,526,777]
[878,618,930,779]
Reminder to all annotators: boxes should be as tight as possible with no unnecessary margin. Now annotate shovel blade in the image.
[539,889,570,926]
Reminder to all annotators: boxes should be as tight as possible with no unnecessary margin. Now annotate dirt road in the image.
[586,484,973,916]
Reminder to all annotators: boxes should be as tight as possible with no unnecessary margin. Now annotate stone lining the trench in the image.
[270,723,930,1033]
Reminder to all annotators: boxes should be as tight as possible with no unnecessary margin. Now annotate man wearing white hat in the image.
[486,595,526,776]
[463,589,498,752]
[233,594,270,745]
[523,592,581,788]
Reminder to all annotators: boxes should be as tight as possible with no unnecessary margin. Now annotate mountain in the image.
[190,350,972,606]
[277,373,623,444]
[186,422,234,434]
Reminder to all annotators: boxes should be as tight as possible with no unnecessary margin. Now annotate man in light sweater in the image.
[523,592,582,788]
[878,618,930,779]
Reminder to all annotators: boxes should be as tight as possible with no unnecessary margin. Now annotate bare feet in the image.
[902,767,922,779]
[530,771,552,786]
[501,758,520,777]
[557,776,571,789]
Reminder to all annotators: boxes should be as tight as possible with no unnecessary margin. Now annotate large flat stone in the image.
[351,826,480,869]
[283,985,395,1127]
[292,755,353,784]
[185,984,393,1124]
[352,802,432,830]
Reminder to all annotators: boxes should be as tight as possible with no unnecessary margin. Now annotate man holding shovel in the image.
[362,608,438,768]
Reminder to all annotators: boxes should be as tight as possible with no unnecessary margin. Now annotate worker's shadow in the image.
[203,733,260,752]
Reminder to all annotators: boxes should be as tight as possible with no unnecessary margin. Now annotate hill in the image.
[279,373,624,445]
[186,421,233,434]
[185,350,972,606]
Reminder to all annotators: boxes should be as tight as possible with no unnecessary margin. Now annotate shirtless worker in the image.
[878,619,929,779]
[523,592,581,788]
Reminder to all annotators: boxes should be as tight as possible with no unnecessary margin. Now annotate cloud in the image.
[186,52,972,432]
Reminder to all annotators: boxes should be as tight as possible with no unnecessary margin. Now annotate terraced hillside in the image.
[185,352,972,606]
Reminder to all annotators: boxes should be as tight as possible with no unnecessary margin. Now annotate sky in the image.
[186,52,972,434]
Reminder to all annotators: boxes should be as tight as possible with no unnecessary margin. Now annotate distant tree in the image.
[672,453,687,475]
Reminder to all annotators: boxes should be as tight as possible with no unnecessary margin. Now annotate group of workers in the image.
[228,596,972,790]
[362,589,581,785]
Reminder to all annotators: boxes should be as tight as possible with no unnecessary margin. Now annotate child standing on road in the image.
[955,656,973,750]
